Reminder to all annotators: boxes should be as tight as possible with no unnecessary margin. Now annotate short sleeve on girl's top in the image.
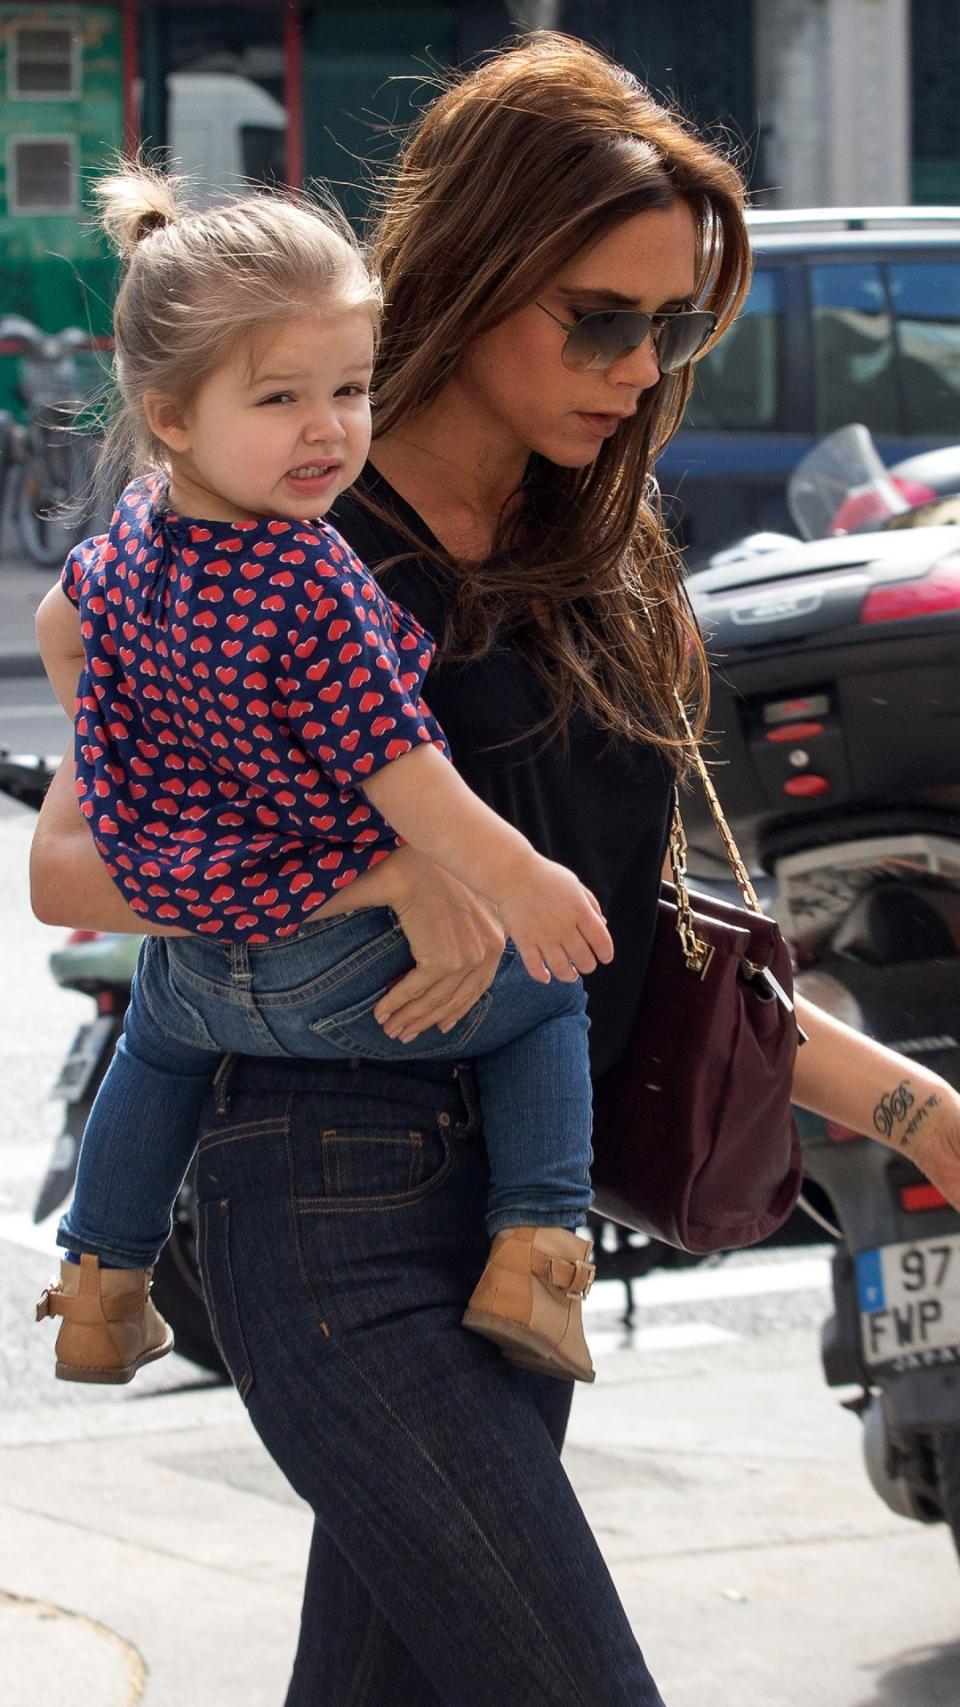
[277,526,446,791]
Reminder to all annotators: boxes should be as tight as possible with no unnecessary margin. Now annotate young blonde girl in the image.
[35,165,620,1386]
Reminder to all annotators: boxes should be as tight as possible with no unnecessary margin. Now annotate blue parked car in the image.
[662,207,960,563]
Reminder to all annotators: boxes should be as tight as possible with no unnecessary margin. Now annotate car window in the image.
[811,262,898,435]
[888,259,960,436]
[686,266,782,431]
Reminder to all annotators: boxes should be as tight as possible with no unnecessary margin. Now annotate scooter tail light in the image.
[65,929,103,945]
[95,990,118,1015]
[860,552,960,623]
[825,1120,863,1143]
[899,1183,950,1212]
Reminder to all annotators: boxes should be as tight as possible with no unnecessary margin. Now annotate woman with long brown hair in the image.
[30,32,960,1706]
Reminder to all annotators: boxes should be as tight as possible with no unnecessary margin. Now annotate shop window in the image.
[8,136,76,214]
[9,23,80,99]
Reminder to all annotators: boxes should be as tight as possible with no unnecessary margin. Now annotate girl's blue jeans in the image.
[58,906,593,1267]
[193,1051,666,1707]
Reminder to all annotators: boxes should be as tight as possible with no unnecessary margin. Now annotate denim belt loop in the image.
[229,942,251,984]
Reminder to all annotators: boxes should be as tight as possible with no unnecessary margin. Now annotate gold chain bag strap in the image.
[590,675,804,1253]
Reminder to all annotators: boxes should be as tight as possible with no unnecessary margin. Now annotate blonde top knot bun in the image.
[93,161,183,258]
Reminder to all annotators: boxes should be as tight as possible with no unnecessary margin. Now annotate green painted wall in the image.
[0,5,122,412]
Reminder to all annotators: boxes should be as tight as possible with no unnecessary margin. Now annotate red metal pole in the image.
[283,2,304,189]
[121,0,139,154]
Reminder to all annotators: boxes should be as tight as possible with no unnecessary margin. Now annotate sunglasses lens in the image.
[562,309,716,374]
[655,311,716,373]
[562,312,648,373]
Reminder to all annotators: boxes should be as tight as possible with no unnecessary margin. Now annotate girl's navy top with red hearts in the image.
[61,473,449,942]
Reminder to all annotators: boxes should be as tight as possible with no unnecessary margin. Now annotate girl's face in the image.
[150,309,375,524]
[455,201,699,468]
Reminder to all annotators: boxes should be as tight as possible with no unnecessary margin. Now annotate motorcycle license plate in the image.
[49,1016,116,1103]
[857,1235,960,1367]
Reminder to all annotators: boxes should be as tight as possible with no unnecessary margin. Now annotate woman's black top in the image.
[329,470,673,1078]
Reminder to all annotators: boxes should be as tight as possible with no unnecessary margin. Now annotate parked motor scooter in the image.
[685,423,960,1553]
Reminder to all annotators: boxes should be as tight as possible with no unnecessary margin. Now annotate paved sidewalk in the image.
[2,1325,959,1707]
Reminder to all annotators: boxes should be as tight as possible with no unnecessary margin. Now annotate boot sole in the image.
[462,1307,595,1383]
[55,1327,175,1384]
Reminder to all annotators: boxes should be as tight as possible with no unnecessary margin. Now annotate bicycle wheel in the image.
[14,451,82,567]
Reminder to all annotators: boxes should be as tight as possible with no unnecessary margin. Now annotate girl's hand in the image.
[495,855,614,984]
[372,848,506,1042]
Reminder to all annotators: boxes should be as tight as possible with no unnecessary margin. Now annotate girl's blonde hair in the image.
[365,32,752,759]
[94,161,381,493]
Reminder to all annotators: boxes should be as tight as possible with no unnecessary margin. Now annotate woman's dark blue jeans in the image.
[195,1052,666,1707]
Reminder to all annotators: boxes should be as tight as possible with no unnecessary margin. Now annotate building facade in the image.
[2,1,960,354]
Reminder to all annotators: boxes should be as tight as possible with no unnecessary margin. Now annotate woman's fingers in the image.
[374,967,460,1031]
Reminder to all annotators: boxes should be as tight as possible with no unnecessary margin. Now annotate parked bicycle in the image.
[0,315,108,567]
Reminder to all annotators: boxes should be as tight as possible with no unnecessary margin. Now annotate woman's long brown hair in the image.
[364,31,751,762]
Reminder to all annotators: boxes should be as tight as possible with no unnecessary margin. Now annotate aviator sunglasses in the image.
[537,301,717,374]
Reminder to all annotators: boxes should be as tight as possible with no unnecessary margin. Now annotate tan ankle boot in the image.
[36,1253,174,1384]
[462,1226,596,1382]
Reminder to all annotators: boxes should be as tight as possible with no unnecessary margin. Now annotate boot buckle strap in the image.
[548,1255,595,1299]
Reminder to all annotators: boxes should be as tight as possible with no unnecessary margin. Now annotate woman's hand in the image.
[370,847,506,1042]
[793,994,960,1212]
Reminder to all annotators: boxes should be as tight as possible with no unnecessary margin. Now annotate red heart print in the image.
[234,588,256,606]
[226,613,248,632]
[385,740,412,760]
[348,667,370,689]
[354,754,374,774]
[341,730,360,751]
[223,640,243,658]
[359,692,383,713]
[371,716,395,737]
[332,705,350,727]
[327,619,350,641]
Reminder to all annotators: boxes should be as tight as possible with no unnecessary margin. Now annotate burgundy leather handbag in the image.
[591,741,804,1255]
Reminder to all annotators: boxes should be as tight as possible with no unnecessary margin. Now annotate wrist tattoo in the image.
[899,1092,942,1149]
[873,1081,914,1140]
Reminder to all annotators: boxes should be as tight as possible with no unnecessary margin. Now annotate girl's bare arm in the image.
[35,584,84,717]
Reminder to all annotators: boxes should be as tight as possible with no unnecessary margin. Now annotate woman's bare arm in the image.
[30,748,505,1034]
[29,750,183,932]
[793,994,960,1212]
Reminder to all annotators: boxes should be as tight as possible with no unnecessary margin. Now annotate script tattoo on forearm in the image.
[899,1092,942,1149]
[873,1080,915,1140]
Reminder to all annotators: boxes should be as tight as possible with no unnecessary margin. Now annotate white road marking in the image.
[585,1254,831,1314]
[591,1321,740,1355]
